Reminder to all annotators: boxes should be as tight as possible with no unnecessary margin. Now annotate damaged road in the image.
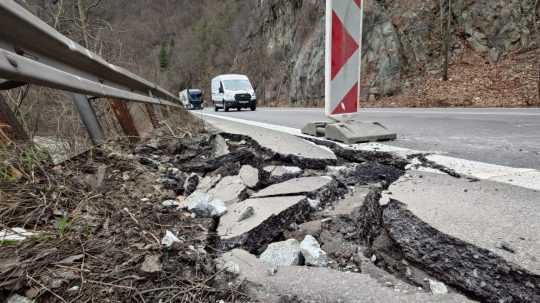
[1,115,539,303]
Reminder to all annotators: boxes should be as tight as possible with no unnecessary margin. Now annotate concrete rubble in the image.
[260,239,303,266]
[300,235,328,267]
[184,191,227,218]
[124,122,539,302]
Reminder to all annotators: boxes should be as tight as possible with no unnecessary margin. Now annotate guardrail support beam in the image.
[145,104,160,129]
[109,99,140,142]
[72,93,105,145]
[0,93,28,142]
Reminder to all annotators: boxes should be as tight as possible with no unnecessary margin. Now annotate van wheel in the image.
[250,105,256,111]
[224,104,229,112]
[214,103,218,112]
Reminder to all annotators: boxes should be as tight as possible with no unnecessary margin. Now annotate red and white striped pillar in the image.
[325,0,364,117]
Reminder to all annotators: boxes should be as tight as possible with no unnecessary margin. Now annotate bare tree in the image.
[441,0,451,81]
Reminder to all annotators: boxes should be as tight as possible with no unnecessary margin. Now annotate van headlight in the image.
[225,92,235,101]
[251,93,256,100]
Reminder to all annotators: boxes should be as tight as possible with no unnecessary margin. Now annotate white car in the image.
[211,74,256,112]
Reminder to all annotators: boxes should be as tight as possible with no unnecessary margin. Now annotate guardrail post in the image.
[72,93,105,145]
[145,104,160,129]
[109,99,140,142]
[0,94,28,142]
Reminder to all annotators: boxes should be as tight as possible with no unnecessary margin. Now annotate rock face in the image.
[234,0,536,103]
[260,239,303,267]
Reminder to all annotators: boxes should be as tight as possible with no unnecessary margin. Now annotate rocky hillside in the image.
[25,0,539,106]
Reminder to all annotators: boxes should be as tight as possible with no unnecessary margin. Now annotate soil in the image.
[0,132,250,302]
[368,48,540,108]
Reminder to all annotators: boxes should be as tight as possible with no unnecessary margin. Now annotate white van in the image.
[211,74,256,112]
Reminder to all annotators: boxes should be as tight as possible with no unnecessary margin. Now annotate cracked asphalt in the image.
[198,107,540,169]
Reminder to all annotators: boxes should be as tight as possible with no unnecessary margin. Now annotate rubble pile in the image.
[1,128,538,303]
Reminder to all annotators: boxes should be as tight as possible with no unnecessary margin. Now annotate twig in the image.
[27,274,68,303]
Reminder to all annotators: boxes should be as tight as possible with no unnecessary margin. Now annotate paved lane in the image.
[197,107,540,169]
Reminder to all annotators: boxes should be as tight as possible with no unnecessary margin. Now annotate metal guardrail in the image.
[0,1,183,146]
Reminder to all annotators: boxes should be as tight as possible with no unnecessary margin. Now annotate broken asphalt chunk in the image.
[239,165,260,188]
[253,176,339,205]
[207,175,248,205]
[218,196,310,253]
[263,165,303,184]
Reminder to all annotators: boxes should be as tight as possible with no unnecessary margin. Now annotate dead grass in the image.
[0,132,248,302]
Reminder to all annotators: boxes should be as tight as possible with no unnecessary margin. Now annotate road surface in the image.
[198,107,540,169]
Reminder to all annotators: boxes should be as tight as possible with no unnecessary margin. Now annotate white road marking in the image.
[200,112,540,191]
[240,107,540,116]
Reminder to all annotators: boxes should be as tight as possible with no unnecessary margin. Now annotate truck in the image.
[179,89,204,110]
[211,74,256,112]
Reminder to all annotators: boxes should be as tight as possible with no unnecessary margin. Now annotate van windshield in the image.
[223,79,252,91]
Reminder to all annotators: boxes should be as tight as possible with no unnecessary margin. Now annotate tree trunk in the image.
[77,0,89,48]
[442,0,451,81]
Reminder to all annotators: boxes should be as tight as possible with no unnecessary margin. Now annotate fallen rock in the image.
[6,294,33,303]
[260,239,303,266]
[253,176,338,205]
[140,255,162,274]
[161,230,181,247]
[429,279,449,295]
[300,235,328,267]
[196,174,222,192]
[208,175,248,205]
[218,196,310,252]
[264,165,303,183]
[239,165,260,188]
[185,191,227,218]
